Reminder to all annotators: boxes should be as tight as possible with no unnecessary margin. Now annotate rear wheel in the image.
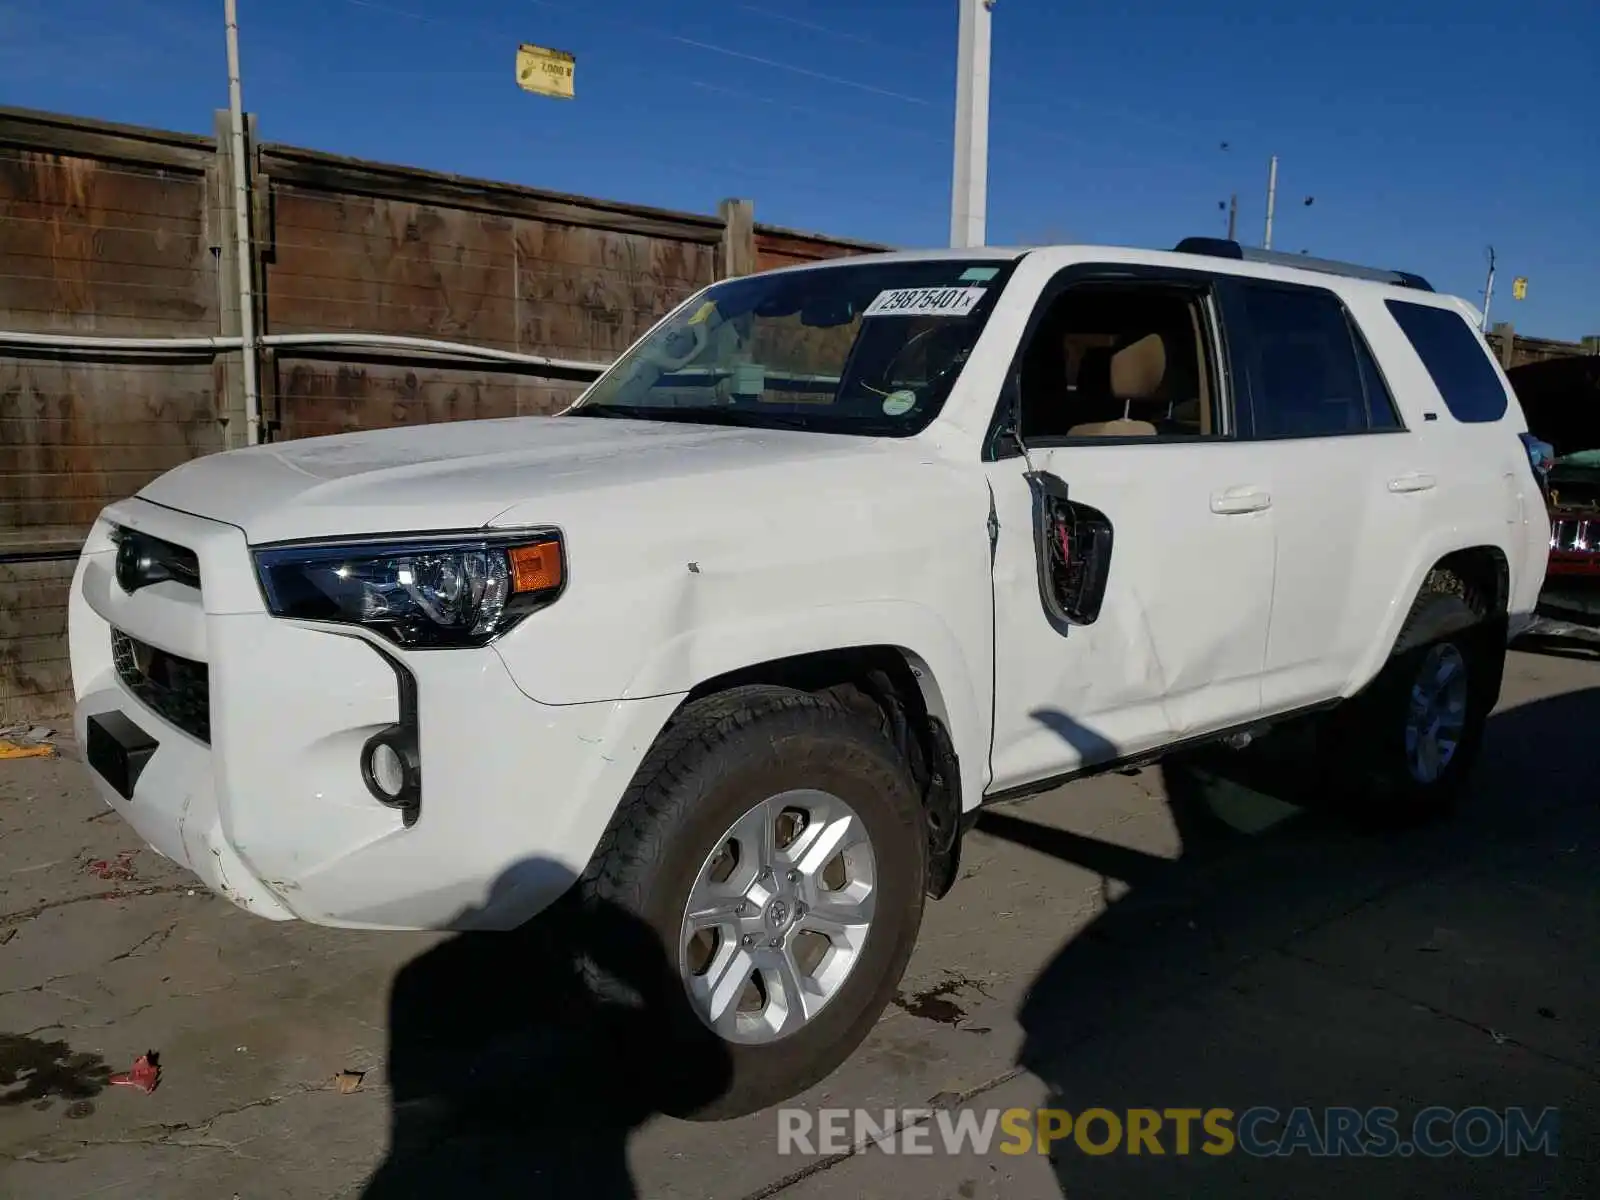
[579,685,927,1119]
[1328,574,1498,824]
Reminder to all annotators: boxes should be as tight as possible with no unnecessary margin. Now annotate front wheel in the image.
[580,685,928,1119]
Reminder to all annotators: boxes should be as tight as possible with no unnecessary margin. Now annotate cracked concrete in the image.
[1,647,1597,1199]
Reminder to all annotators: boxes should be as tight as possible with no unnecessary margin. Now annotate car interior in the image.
[1016,283,1219,442]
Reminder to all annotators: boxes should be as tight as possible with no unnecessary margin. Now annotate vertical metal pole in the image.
[1226,194,1238,241]
[1480,246,1496,332]
[1262,156,1278,250]
[224,0,261,445]
[949,0,993,248]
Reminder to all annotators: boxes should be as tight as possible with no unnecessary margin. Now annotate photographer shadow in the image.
[359,864,732,1200]
[983,690,1600,1197]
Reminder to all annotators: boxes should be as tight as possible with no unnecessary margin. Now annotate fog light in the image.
[367,741,406,799]
[361,727,418,818]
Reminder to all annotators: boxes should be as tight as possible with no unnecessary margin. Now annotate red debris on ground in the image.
[86,851,138,882]
[109,1051,161,1094]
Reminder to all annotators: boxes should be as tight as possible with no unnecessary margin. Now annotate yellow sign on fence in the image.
[515,43,576,99]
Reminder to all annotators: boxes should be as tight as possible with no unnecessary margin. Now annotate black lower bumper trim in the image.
[86,711,159,800]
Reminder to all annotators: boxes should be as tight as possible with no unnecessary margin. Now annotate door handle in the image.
[1388,473,1436,494]
[1210,486,1272,515]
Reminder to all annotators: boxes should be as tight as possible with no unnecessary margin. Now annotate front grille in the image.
[1551,517,1596,554]
[111,629,211,743]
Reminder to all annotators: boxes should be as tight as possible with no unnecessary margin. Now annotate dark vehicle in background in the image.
[1509,355,1600,642]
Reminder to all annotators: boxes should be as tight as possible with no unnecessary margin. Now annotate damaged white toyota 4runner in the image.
[70,239,1550,1116]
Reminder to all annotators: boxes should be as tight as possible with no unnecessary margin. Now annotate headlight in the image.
[253,529,565,648]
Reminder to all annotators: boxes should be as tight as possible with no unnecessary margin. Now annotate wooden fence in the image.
[0,104,885,722]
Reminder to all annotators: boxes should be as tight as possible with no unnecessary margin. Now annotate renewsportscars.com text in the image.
[777,1105,1561,1159]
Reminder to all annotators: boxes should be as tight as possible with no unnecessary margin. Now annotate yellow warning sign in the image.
[515,43,575,99]
[1512,276,1528,301]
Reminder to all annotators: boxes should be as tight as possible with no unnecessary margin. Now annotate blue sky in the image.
[2,0,1596,338]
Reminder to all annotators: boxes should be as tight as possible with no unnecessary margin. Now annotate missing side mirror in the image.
[1027,471,1114,627]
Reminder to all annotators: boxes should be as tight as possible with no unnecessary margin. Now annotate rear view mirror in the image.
[800,297,856,328]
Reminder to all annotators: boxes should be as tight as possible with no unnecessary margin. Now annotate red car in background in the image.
[1537,449,1600,638]
[1510,355,1600,643]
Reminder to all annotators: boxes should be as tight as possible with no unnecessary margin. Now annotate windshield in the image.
[567,257,1018,435]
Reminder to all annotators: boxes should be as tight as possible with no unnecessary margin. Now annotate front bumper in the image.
[1533,518,1600,636]
[1538,572,1600,623]
[69,498,680,931]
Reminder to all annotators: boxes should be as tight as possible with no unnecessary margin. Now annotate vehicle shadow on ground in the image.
[1514,633,1600,662]
[358,869,732,1200]
[982,689,1600,1198]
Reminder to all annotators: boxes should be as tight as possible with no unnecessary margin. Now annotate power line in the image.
[686,80,948,147]
[343,0,935,106]
[667,34,932,105]
[523,0,934,105]
[733,4,912,54]
[342,0,1205,152]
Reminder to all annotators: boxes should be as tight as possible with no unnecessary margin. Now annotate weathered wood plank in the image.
[0,359,221,545]
[0,105,214,173]
[260,143,725,244]
[0,149,215,335]
[274,357,584,440]
[755,224,885,274]
[0,554,75,723]
[0,559,80,586]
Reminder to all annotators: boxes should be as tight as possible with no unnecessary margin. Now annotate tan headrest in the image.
[1110,334,1166,399]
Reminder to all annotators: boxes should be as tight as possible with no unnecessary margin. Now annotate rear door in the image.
[1215,277,1425,711]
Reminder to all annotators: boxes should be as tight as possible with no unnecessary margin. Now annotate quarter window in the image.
[1385,300,1509,423]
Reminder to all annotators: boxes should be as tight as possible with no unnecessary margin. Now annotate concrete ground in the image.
[2,646,1596,1199]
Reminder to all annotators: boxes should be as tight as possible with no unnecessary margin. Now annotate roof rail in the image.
[1171,237,1433,291]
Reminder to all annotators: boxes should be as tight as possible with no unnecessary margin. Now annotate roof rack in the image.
[1171,237,1434,291]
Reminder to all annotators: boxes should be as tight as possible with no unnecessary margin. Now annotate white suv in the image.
[68,238,1551,1116]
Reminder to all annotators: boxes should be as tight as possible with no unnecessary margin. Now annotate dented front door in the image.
[984,440,1275,793]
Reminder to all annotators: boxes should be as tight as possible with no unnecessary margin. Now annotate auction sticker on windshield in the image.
[863,287,987,318]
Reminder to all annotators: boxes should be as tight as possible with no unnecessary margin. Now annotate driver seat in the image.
[1067,334,1163,438]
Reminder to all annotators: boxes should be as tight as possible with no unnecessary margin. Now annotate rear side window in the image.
[1236,282,1368,437]
[1385,300,1509,423]
[1350,322,1404,430]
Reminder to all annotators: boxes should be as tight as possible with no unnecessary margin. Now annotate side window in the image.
[1236,282,1368,438]
[1385,300,1509,423]
[1014,281,1222,443]
[1348,319,1404,430]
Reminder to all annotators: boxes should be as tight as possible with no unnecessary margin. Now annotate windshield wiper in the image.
[567,405,835,432]
[566,402,912,437]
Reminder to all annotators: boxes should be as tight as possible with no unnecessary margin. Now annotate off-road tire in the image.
[1327,572,1500,826]
[577,684,928,1120]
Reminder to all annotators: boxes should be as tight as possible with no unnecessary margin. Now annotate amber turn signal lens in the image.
[508,540,563,594]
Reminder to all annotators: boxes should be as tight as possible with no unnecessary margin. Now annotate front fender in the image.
[622,600,993,814]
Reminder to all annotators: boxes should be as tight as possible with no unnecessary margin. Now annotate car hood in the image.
[137,415,892,543]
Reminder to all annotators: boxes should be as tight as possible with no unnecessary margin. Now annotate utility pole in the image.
[950,0,994,248]
[223,0,261,446]
[1480,246,1497,331]
[1226,193,1238,241]
[1262,155,1278,250]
